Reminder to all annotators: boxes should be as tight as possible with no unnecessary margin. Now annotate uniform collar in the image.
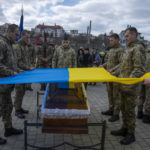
[127,39,138,47]
[111,43,120,49]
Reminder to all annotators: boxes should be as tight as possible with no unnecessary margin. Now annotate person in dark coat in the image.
[82,48,93,89]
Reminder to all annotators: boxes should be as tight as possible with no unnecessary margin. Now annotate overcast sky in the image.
[0,0,150,40]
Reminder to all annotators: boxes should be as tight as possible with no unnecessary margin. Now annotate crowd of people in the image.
[0,24,150,146]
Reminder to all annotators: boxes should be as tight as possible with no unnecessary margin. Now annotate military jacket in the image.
[145,48,150,72]
[13,40,30,71]
[28,44,36,66]
[0,35,18,77]
[103,44,124,69]
[37,43,53,67]
[0,35,18,93]
[119,40,145,78]
[52,45,77,68]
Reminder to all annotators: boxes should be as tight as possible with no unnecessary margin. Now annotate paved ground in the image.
[0,83,150,150]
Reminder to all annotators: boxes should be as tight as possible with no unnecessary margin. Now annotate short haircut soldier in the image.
[110,33,120,40]
[7,24,18,32]
[125,27,138,37]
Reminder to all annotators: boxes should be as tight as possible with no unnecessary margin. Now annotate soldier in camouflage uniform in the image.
[101,34,124,122]
[0,24,23,144]
[110,27,145,145]
[36,36,53,90]
[137,48,150,123]
[52,35,77,68]
[26,34,36,91]
[13,30,34,119]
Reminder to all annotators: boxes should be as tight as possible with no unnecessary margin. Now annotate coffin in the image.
[41,83,90,134]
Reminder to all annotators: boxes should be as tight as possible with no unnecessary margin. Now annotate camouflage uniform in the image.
[52,45,77,68]
[37,43,54,89]
[37,43,53,68]
[13,40,30,111]
[28,44,36,67]
[0,35,18,128]
[114,40,145,134]
[103,44,124,115]
[138,48,150,116]
[26,44,36,89]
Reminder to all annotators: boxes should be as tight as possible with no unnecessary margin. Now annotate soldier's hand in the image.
[30,67,35,70]
[44,58,48,62]
[144,78,150,87]
[13,72,18,75]
[20,69,25,72]
[108,69,116,76]
[99,65,103,68]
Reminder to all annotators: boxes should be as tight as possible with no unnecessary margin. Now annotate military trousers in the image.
[120,91,136,134]
[0,91,13,128]
[14,84,26,111]
[137,84,150,115]
[106,82,120,115]
[137,84,145,112]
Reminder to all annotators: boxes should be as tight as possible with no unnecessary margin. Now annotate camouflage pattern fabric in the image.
[0,35,18,128]
[14,84,26,111]
[13,40,30,71]
[104,44,124,115]
[138,48,150,115]
[37,43,53,68]
[103,44,124,70]
[117,40,146,134]
[106,82,120,115]
[0,91,13,128]
[52,45,77,68]
[28,44,36,67]
[120,92,136,134]
[13,39,30,111]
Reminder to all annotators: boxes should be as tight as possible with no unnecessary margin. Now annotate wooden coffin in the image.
[42,83,90,134]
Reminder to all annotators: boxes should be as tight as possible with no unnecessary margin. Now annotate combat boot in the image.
[111,128,127,136]
[120,134,135,145]
[143,115,150,124]
[0,137,7,145]
[108,115,119,122]
[4,127,23,137]
[137,111,143,119]
[15,110,25,119]
[101,110,113,116]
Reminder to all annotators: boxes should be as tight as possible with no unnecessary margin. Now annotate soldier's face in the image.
[84,50,89,54]
[62,40,69,48]
[22,33,30,44]
[125,30,136,45]
[109,37,118,47]
[9,28,19,41]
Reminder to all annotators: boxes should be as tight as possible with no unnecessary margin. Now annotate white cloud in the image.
[0,0,150,40]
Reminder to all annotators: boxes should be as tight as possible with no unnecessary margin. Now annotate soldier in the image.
[37,35,53,90]
[13,30,34,119]
[52,34,77,68]
[26,33,36,91]
[110,27,145,145]
[0,24,23,144]
[101,34,124,122]
[137,48,150,123]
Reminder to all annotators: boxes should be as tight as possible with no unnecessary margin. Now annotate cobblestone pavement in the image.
[0,83,150,150]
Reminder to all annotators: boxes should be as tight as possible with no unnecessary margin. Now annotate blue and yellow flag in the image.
[17,6,23,40]
[0,68,150,85]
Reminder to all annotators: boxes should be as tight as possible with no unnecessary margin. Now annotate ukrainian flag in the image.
[0,68,149,85]
[17,6,23,41]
